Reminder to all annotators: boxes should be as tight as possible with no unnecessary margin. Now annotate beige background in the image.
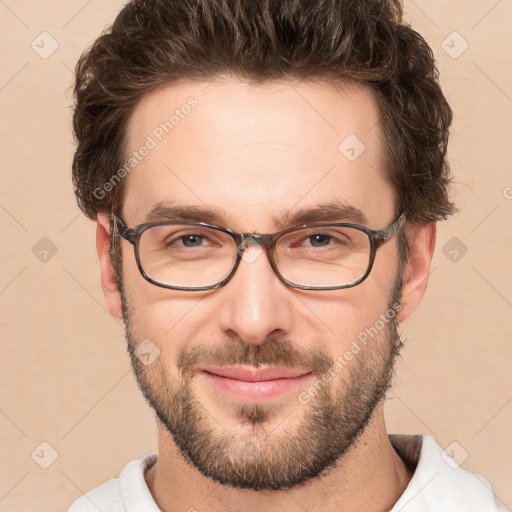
[0,1,511,510]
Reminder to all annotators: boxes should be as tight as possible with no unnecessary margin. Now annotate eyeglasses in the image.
[111,212,406,291]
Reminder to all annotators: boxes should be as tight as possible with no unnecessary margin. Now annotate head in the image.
[72,0,454,491]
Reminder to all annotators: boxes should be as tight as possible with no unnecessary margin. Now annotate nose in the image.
[216,241,294,346]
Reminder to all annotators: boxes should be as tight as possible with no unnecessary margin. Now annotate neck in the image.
[145,406,413,512]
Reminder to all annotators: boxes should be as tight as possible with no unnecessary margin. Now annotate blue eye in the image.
[178,234,206,248]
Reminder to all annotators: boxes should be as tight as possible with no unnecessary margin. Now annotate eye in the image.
[172,234,208,248]
[304,233,336,248]
[289,229,351,249]
[164,230,223,249]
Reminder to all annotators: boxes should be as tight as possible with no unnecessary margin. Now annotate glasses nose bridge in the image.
[230,232,281,287]
[238,232,276,253]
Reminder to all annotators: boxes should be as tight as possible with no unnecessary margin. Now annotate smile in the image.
[199,365,313,401]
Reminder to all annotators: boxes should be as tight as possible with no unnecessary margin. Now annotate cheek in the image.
[121,243,194,328]
[126,295,199,341]
[300,237,400,346]
[299,273,396,352]
[122,268,216,368]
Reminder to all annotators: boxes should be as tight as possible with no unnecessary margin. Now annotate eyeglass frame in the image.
[111,211,406,292]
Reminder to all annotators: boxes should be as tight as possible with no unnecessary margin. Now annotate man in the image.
[68,0,499,510]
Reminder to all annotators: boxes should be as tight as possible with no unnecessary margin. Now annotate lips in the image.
[199,365,313,401]
[200,365,310,381]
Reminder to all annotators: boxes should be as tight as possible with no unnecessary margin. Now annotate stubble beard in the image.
[119,272,403,491]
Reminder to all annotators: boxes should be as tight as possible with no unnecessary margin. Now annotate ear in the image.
[397,222,436,323]
[96,214,123,322]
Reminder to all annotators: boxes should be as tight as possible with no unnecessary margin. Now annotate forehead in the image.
[122,77,396,229]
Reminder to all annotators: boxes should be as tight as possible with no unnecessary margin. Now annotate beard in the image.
[118,268,404,491]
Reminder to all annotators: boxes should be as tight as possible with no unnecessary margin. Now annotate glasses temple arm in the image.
[380,212,407,240]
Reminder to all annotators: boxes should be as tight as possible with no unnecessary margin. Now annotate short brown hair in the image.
[72,0,455,225]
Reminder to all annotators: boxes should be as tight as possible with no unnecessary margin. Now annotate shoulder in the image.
[390,434,499,512]
[68,476,124,512]
[67,454,158,512]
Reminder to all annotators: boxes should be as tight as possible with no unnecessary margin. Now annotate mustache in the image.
[177,337,333,377]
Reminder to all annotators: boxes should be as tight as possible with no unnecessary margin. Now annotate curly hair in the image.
[72,0,455,226]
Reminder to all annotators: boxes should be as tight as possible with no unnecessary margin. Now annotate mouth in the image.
[199,365,313,401]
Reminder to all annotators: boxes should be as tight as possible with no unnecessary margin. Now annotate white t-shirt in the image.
[68,435,500,511]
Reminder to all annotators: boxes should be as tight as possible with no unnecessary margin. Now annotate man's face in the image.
[116,78,404,490]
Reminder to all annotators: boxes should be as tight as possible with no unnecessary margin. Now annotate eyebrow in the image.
[143,201,368,229]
